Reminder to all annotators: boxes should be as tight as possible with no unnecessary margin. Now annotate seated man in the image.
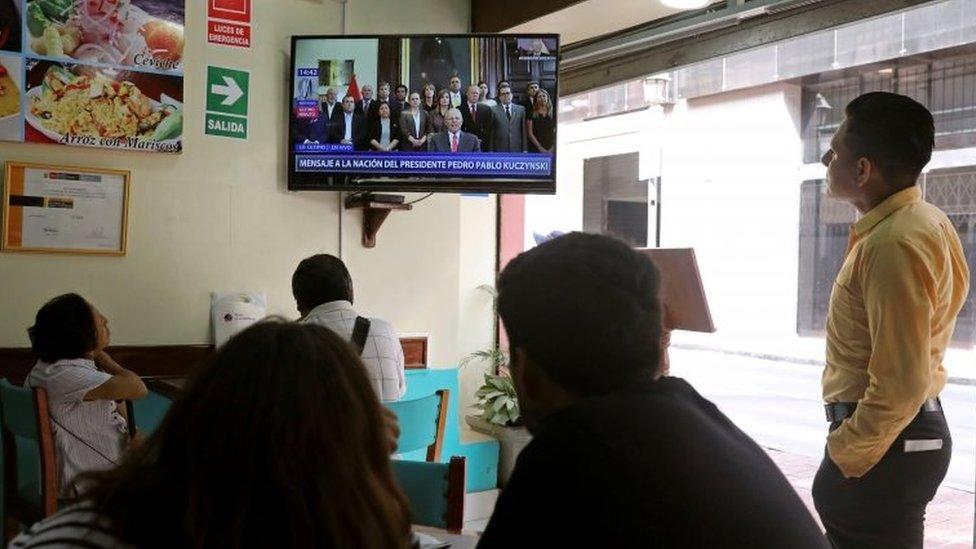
[477,233,828,548]
[292,254,406,401]
[26,294,148,498]
[428,109,480,153]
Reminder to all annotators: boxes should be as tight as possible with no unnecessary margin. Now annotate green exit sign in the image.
[206,65,250,139]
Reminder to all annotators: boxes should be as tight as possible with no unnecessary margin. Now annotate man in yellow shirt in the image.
[811,92,969,548]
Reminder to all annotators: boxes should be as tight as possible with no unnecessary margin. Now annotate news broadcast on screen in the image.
[288,34,559,193]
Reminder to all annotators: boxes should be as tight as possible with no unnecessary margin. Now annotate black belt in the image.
[824,398,942,422]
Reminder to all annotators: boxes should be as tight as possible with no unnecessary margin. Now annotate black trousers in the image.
[811,411,951,549]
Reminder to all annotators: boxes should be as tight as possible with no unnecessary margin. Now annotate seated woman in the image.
[368,101,401,152]
[12,320,413,548]
[26,293,148,498]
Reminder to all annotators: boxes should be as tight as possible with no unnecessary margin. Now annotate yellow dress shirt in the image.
[823,185,969,478]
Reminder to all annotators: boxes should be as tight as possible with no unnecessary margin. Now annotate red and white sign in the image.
[208,0,252,48]
[209,0,251,23]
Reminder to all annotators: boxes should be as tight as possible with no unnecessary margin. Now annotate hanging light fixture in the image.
[660,0,710,9]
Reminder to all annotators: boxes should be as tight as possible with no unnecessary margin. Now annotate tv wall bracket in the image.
[344,193,412,248]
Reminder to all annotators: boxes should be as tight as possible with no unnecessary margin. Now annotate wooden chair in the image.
[385,390,449,462]
[392,456,466,533]
[0,380,58,540]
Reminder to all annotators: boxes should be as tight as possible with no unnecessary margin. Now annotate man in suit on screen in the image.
[328,95,366,150]
[461,85,492,149]
[490,85,527,153]
[355,84,375,117]
[448,75,464,108]
[428,109,480,153]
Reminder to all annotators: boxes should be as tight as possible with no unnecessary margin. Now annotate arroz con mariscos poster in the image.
[0,0,184,153]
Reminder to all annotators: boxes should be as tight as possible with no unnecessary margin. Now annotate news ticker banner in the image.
[294,153,553,177]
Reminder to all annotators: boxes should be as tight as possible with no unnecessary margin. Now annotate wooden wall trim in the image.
[1,337,429,385]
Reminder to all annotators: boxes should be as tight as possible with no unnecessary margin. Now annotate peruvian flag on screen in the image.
[347,74,362,101]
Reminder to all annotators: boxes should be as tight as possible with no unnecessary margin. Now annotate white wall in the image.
[0,0,494,398]
[659,83,804,343]
[526,83,809,353]
[524,107,663,248]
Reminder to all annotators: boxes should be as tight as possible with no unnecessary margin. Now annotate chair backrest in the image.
[131,390,173,436]
[385,389,448,462]
[392,456,466,533]
[0,379,58,519]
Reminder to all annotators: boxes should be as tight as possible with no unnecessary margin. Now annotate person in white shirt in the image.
[25,293,148,497]
[292,254,406,401]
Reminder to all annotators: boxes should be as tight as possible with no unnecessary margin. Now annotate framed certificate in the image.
[2,162,130,256]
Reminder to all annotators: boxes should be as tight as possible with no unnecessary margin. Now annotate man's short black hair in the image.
[292,254,353,312]
[844,92,935,184]
[396,84,408,93]
[497,232,662,397]
[29,293,98,363]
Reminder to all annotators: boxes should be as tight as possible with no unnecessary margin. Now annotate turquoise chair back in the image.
[0,379,58,523]
[392,456,466,532]
[385,390,448,462]
[132,390,173,435]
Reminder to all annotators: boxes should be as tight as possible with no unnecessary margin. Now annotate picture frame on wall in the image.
[2,161,130,256]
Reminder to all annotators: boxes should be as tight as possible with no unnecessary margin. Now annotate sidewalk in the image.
[765,448,974,548]
[672,332,976,384]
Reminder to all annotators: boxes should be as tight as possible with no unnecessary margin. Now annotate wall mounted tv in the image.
[288,34,559,194]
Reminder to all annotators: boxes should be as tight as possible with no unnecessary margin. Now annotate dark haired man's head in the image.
[395,84,408,101]
[822,92,934,212]
[30,293,104,363]
[497,232,662,432]
[292,254,354,317]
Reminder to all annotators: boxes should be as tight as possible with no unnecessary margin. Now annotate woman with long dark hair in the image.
[12,320,413,549]
[426,89,453,135]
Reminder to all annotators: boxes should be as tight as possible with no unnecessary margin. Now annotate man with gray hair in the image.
[428,108,480,153]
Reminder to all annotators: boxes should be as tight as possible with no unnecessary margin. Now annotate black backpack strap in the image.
[351,316,371,355]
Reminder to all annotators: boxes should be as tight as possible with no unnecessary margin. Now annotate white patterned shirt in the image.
[9,501,132,548]
[26,358,127,498]
[302,301,406,401]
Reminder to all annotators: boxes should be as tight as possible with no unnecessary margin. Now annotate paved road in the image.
[669,348,976,492]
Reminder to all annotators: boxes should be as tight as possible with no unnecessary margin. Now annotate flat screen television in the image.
[288,34,559,194]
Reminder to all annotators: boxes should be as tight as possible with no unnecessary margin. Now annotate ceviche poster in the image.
[0,0,185,153]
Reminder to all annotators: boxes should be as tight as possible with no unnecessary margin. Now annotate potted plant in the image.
[462,348,532,487]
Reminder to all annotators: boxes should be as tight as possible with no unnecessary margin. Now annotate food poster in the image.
[0,0,184,152]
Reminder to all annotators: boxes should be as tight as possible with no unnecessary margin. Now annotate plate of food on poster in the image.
[26,0,184,72]
[24,59,183,152]
[0,55,22,140]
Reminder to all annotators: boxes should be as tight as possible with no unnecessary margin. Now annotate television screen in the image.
[288,34,559,194]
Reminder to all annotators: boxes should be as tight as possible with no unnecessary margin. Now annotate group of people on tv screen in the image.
[294,77,555,154]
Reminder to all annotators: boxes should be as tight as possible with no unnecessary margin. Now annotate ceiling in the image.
[505,0,685,46]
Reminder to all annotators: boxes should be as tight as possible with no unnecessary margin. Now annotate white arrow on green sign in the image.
[206,65,250,139]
